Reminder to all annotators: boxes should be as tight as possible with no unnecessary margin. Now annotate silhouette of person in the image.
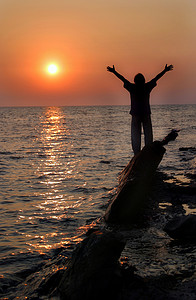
[107,64,173,155]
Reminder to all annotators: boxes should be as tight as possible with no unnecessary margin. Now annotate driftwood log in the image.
[52,130,178,299]
[104,130,178,224]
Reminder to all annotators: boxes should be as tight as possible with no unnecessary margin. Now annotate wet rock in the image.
[164,214,196,240]
[57,230,126,300]
[180,184,196,195]
[170,183,196,196]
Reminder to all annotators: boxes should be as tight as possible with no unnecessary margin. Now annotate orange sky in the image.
[0,0,195,106]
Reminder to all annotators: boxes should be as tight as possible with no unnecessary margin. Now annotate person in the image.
[107,64,173,155]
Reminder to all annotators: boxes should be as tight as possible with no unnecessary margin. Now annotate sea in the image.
[0,105,196,299]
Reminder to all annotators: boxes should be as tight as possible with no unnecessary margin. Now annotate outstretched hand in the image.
[107,65,115,73]
[164,64,173,72]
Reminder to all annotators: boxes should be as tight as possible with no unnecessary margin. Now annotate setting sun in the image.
[48,64,58,74]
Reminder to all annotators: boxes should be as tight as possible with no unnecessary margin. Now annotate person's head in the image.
[134,73,145,85]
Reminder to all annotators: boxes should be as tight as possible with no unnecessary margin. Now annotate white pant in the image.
[131,115,153,155]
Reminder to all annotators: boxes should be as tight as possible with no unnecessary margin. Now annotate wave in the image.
[9,156,24,160]
[0,151,14,155]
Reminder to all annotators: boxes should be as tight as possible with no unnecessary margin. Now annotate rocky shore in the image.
[51,171,196,300]
[15,170,195,300]
[9,137,196,300]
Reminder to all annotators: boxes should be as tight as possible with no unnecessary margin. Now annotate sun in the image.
[47,64,58,74]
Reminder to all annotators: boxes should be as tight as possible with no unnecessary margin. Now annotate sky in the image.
[0,0,195,106]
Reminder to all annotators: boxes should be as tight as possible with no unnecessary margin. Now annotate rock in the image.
[57,230,126,300]
[164,214,196,240]
[173,184,196,196]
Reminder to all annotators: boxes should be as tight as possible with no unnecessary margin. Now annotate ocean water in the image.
[0,105,195,298]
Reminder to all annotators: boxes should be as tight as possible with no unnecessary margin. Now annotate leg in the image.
[142,115,153,146]
[131,116,142,155]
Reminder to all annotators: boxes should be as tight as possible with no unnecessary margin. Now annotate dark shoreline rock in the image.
[56,230,126,300]
[164,214,196,240]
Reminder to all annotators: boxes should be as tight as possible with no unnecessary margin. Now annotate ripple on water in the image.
[182,204,196,215]
[0,105,196,298]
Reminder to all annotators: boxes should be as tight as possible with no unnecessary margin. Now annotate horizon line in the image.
[0,103,196,108]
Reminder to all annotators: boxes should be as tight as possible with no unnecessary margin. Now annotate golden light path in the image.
[26,107,84,253]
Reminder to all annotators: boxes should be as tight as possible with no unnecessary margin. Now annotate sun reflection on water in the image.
[26,107,81,252]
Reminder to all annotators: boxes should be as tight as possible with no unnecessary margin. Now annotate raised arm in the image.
[107,65,127,83]
[152,64,173,81]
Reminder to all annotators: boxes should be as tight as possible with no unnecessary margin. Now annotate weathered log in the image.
[104,130,178,224]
